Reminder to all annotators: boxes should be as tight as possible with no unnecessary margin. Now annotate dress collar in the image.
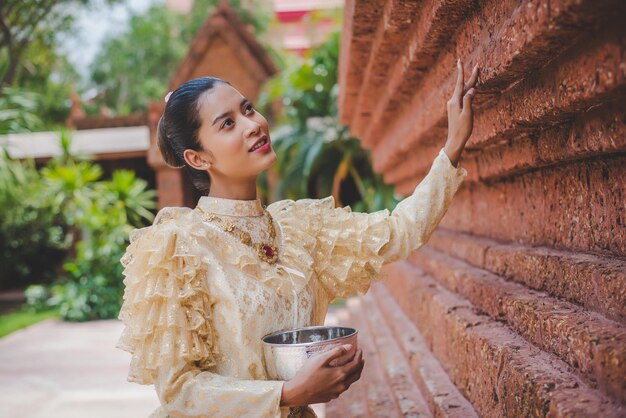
[196,195,264,217]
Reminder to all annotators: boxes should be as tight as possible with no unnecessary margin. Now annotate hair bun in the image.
[156,116,185,168]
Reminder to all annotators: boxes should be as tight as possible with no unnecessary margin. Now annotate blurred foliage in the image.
[0,0,276,128]
[0,148,70,288]
[0,132,156,320]
[258,32,400,212]
[90,0,273,115]
[90,5,188,114]
[49,168,156,321]
[0,87,44,133]
[0,0,117,129]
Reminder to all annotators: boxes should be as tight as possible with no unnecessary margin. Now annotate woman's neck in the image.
[207,177,258,200]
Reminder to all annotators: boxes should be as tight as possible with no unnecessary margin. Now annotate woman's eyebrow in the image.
[211,98,249,126]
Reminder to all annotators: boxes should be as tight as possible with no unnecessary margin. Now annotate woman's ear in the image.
[183,149,213,170]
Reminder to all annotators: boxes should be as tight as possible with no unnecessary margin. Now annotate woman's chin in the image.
[246,151,277,177]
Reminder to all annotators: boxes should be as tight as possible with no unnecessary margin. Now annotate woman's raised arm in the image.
[301,148,467,302]
[292,59,479,302]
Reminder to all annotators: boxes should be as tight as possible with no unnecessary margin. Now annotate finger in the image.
[345,359,365,386]
[452,58,464,106]
[462,88,475,112]
[341,349,363,375]
[463,64,479,92]
[321,344,352,366]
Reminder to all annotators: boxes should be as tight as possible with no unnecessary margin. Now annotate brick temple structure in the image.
[329,0,626,416]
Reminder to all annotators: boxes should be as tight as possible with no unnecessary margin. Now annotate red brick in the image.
[361,293,432,416]
[349,0,422,137]
[370,285,479,417]
[347,297,402,418]
[384,261,624,417]
[338,0,384,126]
[351,0,471,141]
[411,247,626,401]
[388,99,626,187]
[364,2,624,171]
[428,229,626,324]
[468,27,626,151]
[399,155,626,257]
[372,21,626,174]
[339,0,626,413]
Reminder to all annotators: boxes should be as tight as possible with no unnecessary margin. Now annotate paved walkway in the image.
[0,319,160,417]
[0,316,335,417]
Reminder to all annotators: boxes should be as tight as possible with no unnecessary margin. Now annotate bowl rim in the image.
[261,325,358,347]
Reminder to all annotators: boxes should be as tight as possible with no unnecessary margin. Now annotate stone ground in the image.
[0,316,333,418]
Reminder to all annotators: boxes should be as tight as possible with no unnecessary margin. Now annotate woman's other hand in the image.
[444,58,479,167]
[280,344,365,407]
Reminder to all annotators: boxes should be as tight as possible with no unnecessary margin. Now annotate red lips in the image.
[248,135,269,152]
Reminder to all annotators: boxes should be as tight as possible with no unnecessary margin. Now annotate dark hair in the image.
[157,76,231,194]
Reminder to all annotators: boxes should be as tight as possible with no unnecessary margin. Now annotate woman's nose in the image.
[243,118,262,137]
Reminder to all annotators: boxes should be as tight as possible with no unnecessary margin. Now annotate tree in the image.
[0,0,116,86]
[90,5,189,114]
[0,0,116,130]
[89,0,273,115]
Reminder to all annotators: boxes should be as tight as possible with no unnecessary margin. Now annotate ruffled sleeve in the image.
[116,208,286,418]
[287,147,467,302]
[116,207,218,385]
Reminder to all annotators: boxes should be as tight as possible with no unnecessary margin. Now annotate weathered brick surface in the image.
[383,262,624,417]
[369,287,478,417]
[351,0,475,142]
[386,100,626,186]
[339,0,626,414]
[428,229,626,324]
[372,19,626,174]
[361,293,433,416]
[346,297,403,417]
[349,0,422,138]
[360,0,623,156]
[400,155,626,257]
[338,0,384,126]
[411,247,626,401]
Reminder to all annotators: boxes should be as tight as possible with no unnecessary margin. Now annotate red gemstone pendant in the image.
[263,245,274,258]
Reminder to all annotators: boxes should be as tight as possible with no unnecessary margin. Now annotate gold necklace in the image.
[195,206,279,264]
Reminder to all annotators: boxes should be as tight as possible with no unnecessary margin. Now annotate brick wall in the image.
[334,0,625,416]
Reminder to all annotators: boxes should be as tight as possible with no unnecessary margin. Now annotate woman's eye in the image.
[220,105,254,129]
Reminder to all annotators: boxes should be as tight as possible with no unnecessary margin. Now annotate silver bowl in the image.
[262,325,358,381]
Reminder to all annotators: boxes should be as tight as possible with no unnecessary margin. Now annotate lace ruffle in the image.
[270,196,392,302]
[116,208,219,385]
[189,208,314,296]
[316,198,391,301]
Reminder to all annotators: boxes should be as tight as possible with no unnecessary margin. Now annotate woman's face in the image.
[189,83,276,180]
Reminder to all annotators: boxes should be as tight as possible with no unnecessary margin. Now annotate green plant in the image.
[50,169,155,321]
[0,148,70,289]
[10,133,158,321]
[24,284,53,312]
[258,32,399,211]
[0,87,44,133]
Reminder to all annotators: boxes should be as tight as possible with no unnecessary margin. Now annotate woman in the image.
[116,59,479,418]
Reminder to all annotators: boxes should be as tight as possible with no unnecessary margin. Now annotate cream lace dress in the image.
[116,148,467,418]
